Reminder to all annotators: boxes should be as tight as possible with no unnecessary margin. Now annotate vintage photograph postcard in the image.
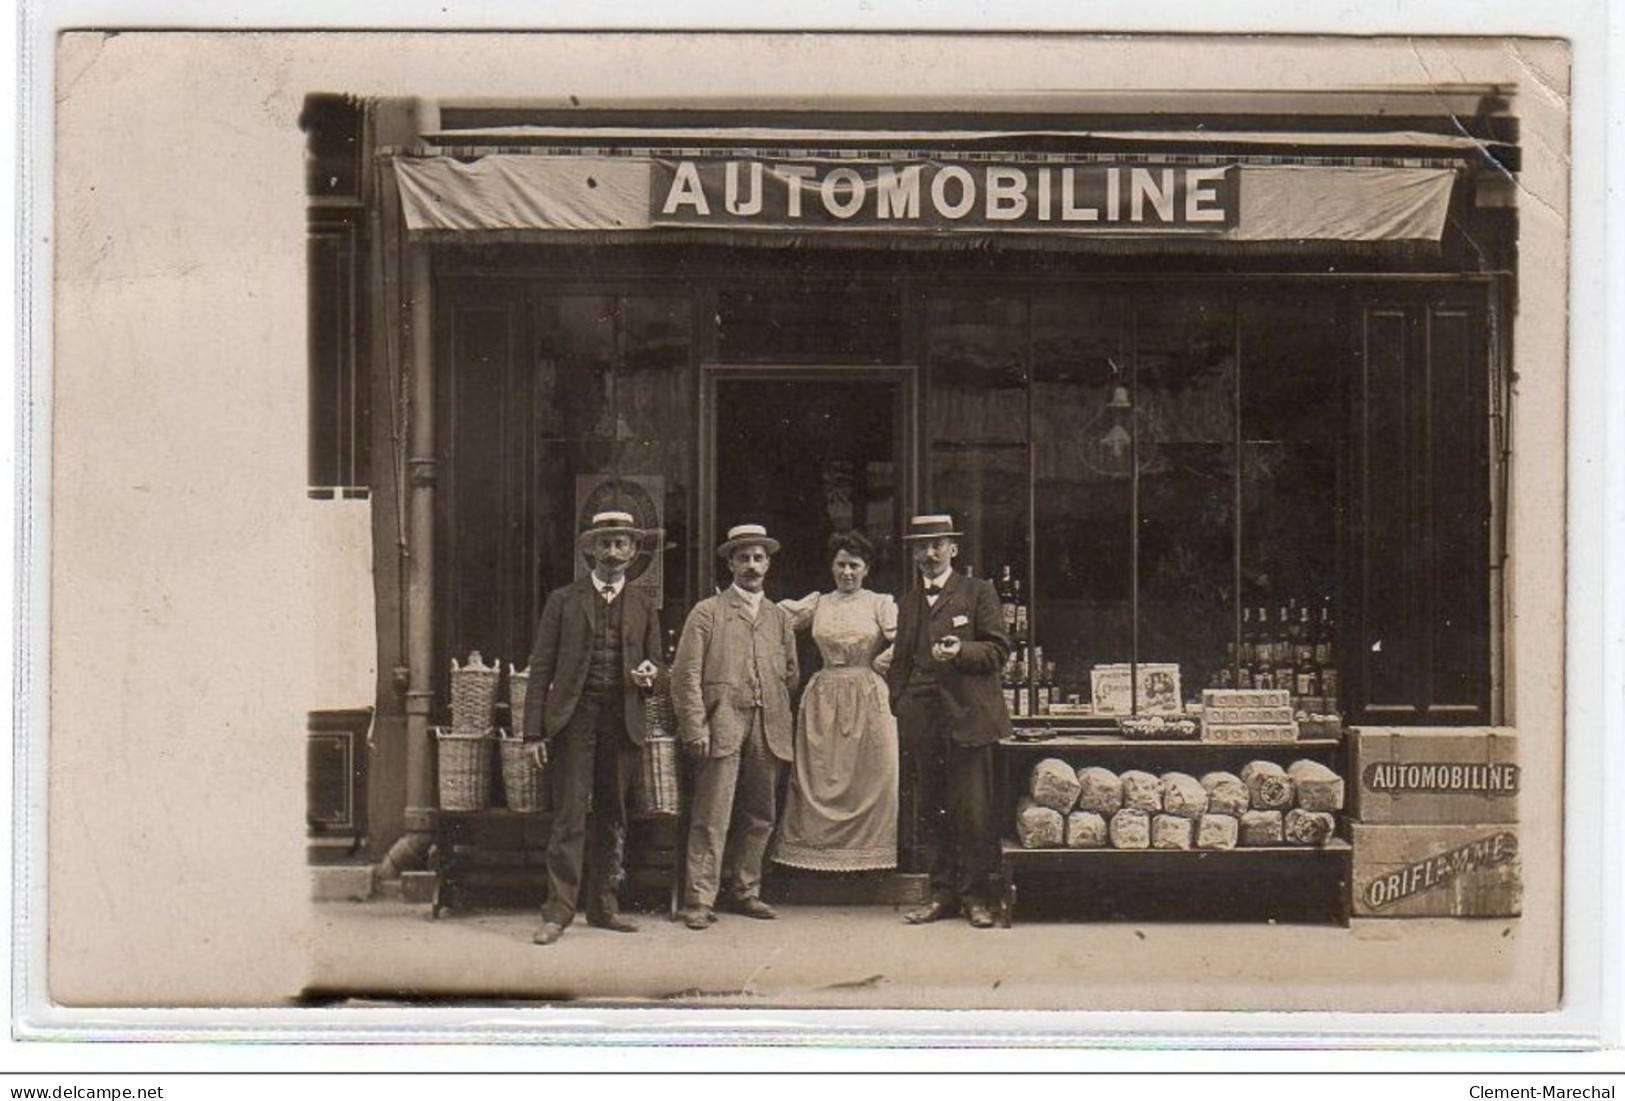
[33,28,1586,1038]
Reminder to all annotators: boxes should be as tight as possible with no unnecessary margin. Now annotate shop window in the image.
[924,295,1030,603]
[438,287,694,702]
[924,286,1489,724]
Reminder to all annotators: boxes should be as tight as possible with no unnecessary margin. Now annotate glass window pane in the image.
[1133,296,1238,710]
[1239,293,1345,708]
[925,294,1029,616]
[1031,294,1132,710]
[616,296,694,616]
[925,296,1028,446]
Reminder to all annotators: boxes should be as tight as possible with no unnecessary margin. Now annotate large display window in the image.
[923,283,1493,725]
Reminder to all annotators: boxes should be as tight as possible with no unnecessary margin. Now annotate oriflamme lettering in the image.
[1364,831,1519,910]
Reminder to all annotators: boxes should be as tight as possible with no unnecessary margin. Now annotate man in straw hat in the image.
[886,513,1012,929]
[670,523,800,930]
[523,510,664,946]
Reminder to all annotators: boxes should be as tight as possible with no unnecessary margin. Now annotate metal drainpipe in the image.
[402,242,438,842]
[379,99,439,880]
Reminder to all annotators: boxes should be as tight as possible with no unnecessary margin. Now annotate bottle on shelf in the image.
[1251,605,1274,690]
[997,565,1018,637]
[1012,576,1029,643]
[1238,606,1256,689]
[1001,649,1019,717]
[1273,603,1296,696]
[1293,604,1319,698]
[1317,595,1340,711]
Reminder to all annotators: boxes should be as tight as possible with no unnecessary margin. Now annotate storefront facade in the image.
[306,89,1520,911]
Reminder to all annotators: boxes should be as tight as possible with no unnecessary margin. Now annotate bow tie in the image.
[924,581,944,594]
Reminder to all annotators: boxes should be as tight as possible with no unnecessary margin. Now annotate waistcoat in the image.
[585,591,625,695]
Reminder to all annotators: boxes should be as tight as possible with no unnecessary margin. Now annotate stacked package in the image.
[1016,757,1346,850]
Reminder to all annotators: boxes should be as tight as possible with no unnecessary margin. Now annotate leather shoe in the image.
[680,907,714,930]
[903,899,957,925]
[532,921,565,946]
[964,901,996,929]
[721,896,777,920]
[587,913,639,933]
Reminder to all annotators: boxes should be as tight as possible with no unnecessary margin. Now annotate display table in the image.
[994,730,1351,927]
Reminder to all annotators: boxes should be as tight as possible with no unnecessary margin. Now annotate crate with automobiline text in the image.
[1349,727,1519,824]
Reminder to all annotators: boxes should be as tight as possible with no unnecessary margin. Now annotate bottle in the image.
[1317,596,1340,711]
[1011,643,1030,716]
[1001,650,1019,716]
[1238,606,1256,689]
[1012,577,1029,642]
[1294,605,1318,697]
[1273,604,1295,695]
[998,566,1017,636]
[1251,605,1273,690]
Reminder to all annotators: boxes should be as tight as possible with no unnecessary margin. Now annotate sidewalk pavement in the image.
[307,895,1526,1014]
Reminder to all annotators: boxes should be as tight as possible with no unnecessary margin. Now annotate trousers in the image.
[682,709,781,909]
[896,688,995,906]
[540,696,641,926]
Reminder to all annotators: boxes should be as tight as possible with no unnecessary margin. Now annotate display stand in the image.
[995,727,1351,927]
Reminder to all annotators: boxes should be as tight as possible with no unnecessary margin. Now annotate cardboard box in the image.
[1199,723,1298,744]
[1349,727,1519,824]
[1350,822,1522,918]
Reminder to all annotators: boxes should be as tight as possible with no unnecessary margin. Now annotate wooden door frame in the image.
[696,364,919,602]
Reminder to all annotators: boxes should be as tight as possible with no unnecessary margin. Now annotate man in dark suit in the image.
[886,513,1013,928]
[522,510,663,946]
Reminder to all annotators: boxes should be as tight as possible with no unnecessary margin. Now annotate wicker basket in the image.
[498,732,548,812]
[636,683,681,819]
[435,726,494,811]
[450,651,501,731]
[507,663,530,731]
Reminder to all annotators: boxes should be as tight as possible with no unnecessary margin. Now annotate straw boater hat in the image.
[576,509,655,552]
[900,513,963,541]
[716,523,781,558]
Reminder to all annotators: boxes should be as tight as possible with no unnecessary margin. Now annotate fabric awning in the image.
[392,150,1460,246]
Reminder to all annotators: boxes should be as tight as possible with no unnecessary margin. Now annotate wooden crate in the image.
[1349,727,1519,824]
[1350,822,1522,918]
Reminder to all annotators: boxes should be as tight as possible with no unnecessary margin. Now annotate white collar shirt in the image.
[731,584,764,618]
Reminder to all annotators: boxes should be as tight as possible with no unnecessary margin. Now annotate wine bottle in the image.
[998,565,1017,636]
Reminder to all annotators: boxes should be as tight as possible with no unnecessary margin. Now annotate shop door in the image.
[702,368,916,603]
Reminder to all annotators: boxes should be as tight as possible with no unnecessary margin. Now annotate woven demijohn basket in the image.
[637,683,681,819]
[435,727,494,811]
[450,651,500,732]
[507,663,530,731]
[498,735,548,812]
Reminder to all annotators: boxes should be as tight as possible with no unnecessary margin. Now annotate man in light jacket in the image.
[670,523,799,930]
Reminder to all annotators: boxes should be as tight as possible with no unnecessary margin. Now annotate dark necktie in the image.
[601,584,616,603]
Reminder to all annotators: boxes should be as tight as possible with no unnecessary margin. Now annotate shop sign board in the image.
[651,158,1239,233]
[1349,728,1520,824]
[1350,822,1522,918]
